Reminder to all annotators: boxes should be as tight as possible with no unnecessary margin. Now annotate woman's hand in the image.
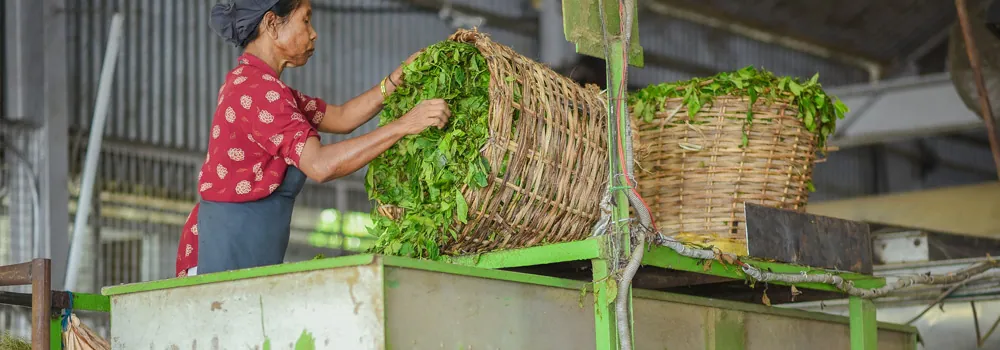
[394,99,451,135]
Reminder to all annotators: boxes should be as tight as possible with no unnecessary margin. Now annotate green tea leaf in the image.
[788,81,803,95]
[456,191,469,224]
[366,41,494,259]
[473,171,488,188]
[630,66,843,151]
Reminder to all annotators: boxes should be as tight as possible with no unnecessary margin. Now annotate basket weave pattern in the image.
[379,29,608,255]
[635,96,818,254]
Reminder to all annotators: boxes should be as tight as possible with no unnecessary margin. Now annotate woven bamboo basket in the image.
[634,95,818,255]
[376,29,608,255]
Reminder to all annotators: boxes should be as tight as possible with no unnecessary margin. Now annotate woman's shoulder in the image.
[224,65,290,93]
[217,68,301,116]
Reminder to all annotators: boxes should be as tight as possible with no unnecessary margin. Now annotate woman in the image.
[175,0,450,277]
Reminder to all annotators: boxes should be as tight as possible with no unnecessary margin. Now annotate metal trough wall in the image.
[102,255,917,349]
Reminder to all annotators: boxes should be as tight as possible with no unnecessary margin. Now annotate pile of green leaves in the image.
[629,66,849,149]
[365,41,494,259]
[0,333,30,350]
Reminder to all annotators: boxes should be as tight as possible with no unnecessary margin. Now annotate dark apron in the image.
[196,166,307,274]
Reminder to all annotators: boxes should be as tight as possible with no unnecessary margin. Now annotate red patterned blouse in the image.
[175,53,327,277]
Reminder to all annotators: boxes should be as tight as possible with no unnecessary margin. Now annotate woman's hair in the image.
[209,0,303,48]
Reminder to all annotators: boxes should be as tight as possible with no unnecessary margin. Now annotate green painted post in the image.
[592,257,618,350]
[606,17,635,350]
[850,296,878,350]
[51,316,61,349]
[561,1,643,348]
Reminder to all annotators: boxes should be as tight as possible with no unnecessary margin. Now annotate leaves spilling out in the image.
[366,41,495,260]
[628,66,849,156]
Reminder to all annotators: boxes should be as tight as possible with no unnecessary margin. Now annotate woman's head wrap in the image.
[209,0,281,47]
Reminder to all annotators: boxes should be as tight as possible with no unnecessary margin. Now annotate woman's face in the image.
[268,0,317,67]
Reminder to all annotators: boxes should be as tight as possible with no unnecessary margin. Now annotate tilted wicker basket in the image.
[634,95,819,255]
[376,29,608,255]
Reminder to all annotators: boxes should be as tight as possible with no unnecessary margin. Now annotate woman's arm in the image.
[298,98,450,183]
[317,75,398,134]
[318,51,423,134]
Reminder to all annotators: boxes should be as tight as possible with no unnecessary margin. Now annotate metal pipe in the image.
[955,0,1000,180]
[64,13,124,291]
[539,0,573,67]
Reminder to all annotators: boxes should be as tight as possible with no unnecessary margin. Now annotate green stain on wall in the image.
[262,338,271,350]
[295,330,316,350]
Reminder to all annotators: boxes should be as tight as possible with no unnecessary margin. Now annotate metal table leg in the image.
[0,259,53,350]
[850,296,878,350]
[592,257,618,350]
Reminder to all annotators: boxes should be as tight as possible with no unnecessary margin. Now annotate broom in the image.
[61,314,109,350]
[60,292,110,350]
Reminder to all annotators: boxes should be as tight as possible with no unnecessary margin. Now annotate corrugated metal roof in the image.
[66,0,535,153]
[659,0,969,63]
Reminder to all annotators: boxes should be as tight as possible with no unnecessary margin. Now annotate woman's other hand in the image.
[390,49,425,84]
[395,99,451,135]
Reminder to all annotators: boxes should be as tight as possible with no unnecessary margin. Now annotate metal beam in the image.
[538,0,575,67]
[827,73,987,148]
[394,0,538,36]
[642,0,887,81]
[807,182,1000,239]
[392,0,715,74]
[884,23,954,78]
[5,0,70,287]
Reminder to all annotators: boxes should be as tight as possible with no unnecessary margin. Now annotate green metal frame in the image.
[48,292,112,349]
[554,0,886,348]
[446,236,890,350]
[101,250,913,350]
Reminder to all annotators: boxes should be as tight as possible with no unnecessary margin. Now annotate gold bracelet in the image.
[380,76,388,98]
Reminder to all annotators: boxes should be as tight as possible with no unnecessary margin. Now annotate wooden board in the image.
[745,203,874,274]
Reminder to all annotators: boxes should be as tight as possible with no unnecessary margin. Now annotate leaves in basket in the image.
[628,66,848,151]
[365,41,496,259]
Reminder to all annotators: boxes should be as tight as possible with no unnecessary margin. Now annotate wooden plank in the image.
[745,203,874,274]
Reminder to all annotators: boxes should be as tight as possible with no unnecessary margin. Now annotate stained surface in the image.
[108,264,385,349]
[745,203,874,274]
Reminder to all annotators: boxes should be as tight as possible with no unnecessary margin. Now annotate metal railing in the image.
[0,259,51,350]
